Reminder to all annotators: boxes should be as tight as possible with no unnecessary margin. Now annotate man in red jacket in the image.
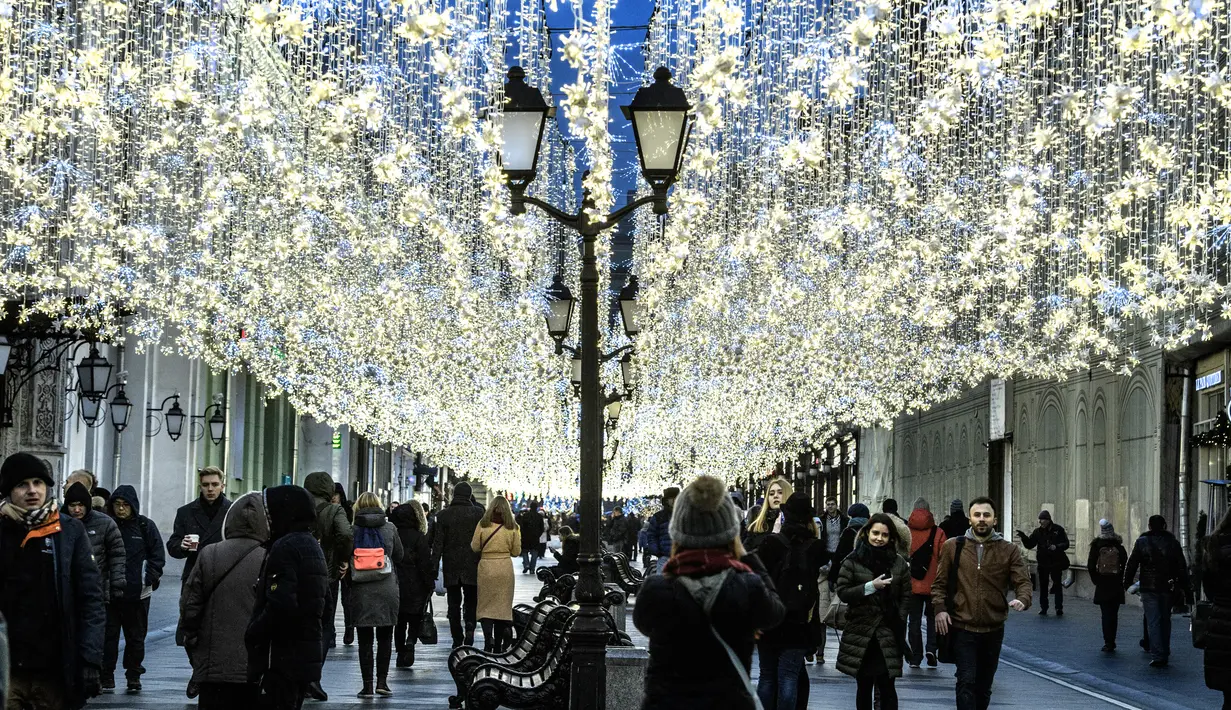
[907,498,947,667]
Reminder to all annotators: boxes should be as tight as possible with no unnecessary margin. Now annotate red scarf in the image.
[662,547,751,578]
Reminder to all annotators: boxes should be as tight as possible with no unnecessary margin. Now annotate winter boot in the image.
[344,626,355,646]
[376,677,393,696]
[358,680,376,698]
[126,678,142,694]
[101,674,115,693]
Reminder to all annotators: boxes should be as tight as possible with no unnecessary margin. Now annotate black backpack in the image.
[773,539,817,617]
[910,527,939,581]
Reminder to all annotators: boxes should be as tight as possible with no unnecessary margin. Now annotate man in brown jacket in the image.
[932,497,1032,710]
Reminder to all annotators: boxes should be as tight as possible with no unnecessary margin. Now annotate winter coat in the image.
[1125,529,1190,594]
[605,514,632,546]
[742,504,779,552]
[246,486,329,685]
[472,522,521,621]
[634,553,785,710]
[1019,523,1071,570]
[167,494,232,583]
[80,508,126,603]
[644,506,674,557]
[938,514,969,542]
[181,493,270,685]
[1086,536,1128,606]
[431,496,486,586]
[347,507,404,627]
[835,544,912,679]
[304,472,353,580]
[553,535,580,574]
[390,506,434,615]
[827,524,861,585]
[0,513,105,710]
[1202,532,1231,692]
[755,523,828,649]
[907,509,947,596]
[108,485,166,600]
[931,531,1033,633]
[516,508,545,545]
[818,512,849,554]
[888,513,912,557]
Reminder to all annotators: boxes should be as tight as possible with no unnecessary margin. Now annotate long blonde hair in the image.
[749,477,793,534]
[481,496,517,530]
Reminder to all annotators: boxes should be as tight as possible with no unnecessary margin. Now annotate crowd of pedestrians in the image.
[0,447,1228,710]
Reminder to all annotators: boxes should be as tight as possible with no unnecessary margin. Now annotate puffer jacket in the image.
[1086,535,1128,606]
[108,485,165,599]
[347,507,404,627]
[304,472,352,580]
[1125,529,1189,594]
[835,543,912,679]
[81,509,126,602]
[643,506,674,557]
[755,523,828,649]
[246,485,329,684]
[907,509,947,596]
[181,493,270,685]
[390,505,434,615]
[1203,532,1231,692]
[931,531,1033,633]
[634,553,785,710]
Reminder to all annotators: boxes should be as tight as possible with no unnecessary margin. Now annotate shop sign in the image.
[1197,369,1223,392]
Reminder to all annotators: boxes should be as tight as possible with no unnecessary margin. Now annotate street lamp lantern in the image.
[0,335,11,376]
[110,386,132,432]
[208,406,226,445]
[606,399,623,427]
[621,67,693,210]
[79,385,103,427]
[165,397,186,441]
[498,66,555,206]
[618,275,641,339]
[620,351,636,393]
[75,345,112,401]
[570,349,583,394]
[545,273,575,351]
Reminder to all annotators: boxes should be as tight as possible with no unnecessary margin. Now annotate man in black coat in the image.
[429,481,485,647]
[1124,515,1190,667]
[938,498,969,541]
[604,506,632,555]
[105,485,166,693]
[167,467,232,583]
[247,485,329,710]
[516,501,546,574]
[1016,509,1071,616]
[0,452,105,710]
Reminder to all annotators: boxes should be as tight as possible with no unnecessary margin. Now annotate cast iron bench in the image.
[602,552,645,597]
[448,599,572,709]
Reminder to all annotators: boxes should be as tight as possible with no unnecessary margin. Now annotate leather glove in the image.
[151,578,161,592]
[82,664,102,698]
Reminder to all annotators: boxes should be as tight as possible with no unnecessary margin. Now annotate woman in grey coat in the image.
[348,492,404,698]
[180,493,270,709]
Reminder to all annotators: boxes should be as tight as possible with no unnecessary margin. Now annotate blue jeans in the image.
[1141,591,1172,661]
[521,547,540,572]
[756,645,807,710]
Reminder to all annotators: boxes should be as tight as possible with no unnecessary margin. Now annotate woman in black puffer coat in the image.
[390,502,434,668]
[1204,509,1231,710]
[835,513,911,710]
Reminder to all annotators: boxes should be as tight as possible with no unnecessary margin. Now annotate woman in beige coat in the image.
[471,496,521,652]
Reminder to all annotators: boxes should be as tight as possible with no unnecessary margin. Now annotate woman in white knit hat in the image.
[633,475,785,710]
[1086,518,1128,652]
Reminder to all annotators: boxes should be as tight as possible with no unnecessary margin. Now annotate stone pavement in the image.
[87,557,1222,709]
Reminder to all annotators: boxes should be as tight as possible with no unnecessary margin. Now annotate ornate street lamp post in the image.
[497,65,691,710]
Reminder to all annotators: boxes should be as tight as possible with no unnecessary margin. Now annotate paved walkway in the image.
[87,558,1222,709]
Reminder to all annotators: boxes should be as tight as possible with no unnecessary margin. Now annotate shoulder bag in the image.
[677,570,765,710]
[936,537,966,664]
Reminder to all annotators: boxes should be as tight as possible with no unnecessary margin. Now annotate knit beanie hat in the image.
[782,492,815,525]
[65,482,93,509]
[1038,510,1052,521]
[882,498,899,514]
[0,452,54,498]
[669,475,740,549]
[1099,519,1114,535]
[950,499,964,516]
[847,502,870,520]
[912,497,930,512]
[452,481,472,502]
